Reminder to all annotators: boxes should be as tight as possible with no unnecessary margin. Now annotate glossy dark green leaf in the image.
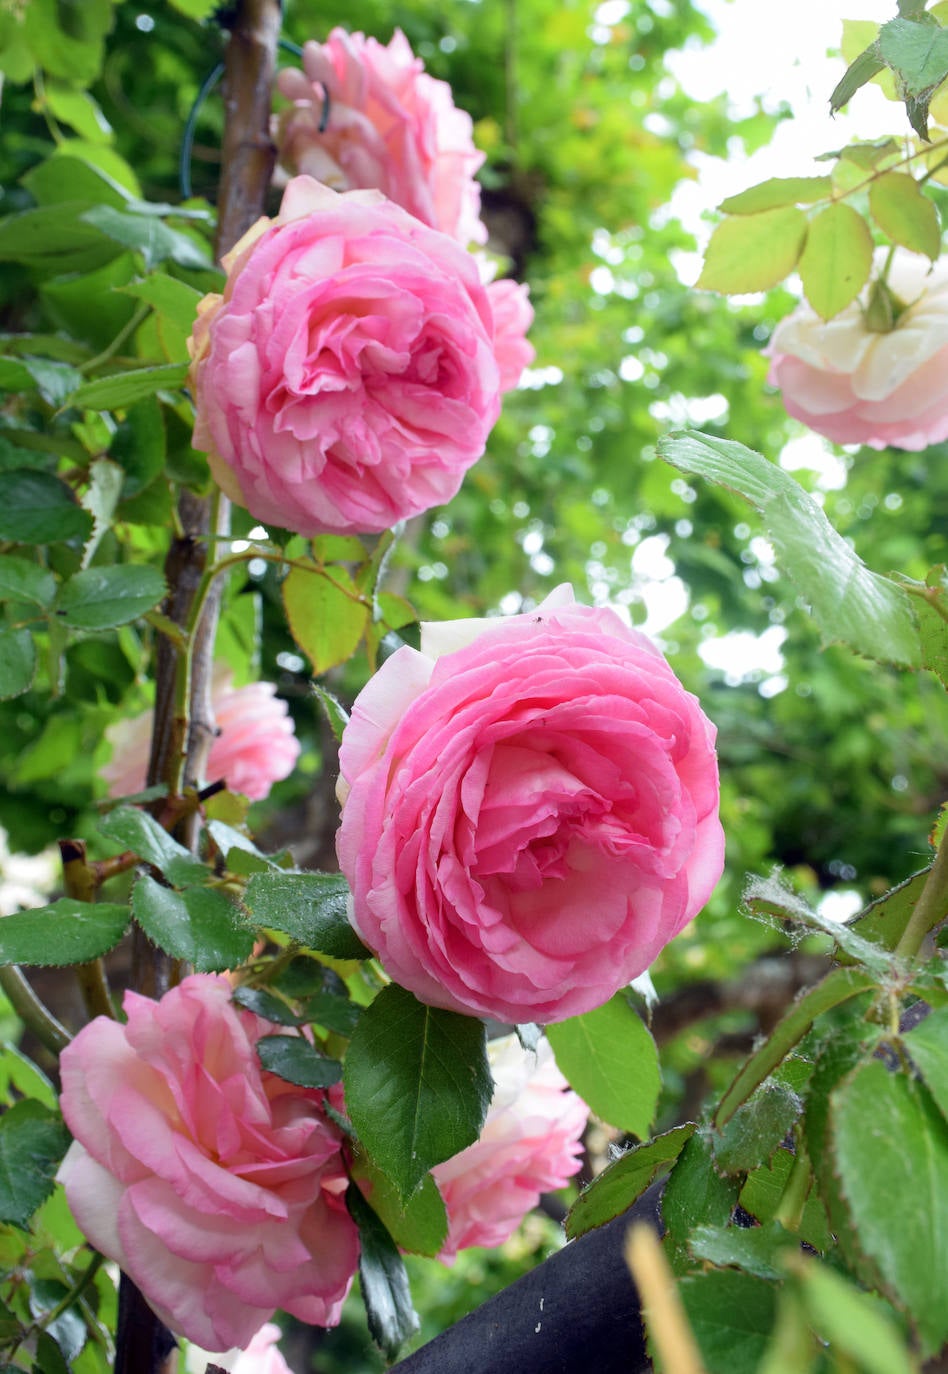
[230,985,300,1025]
[0,1102,69,1227]
[131,876,255,973]
[658,431,922,669]
[0,899,128,967]
[0,470,92,544]
[547,993,660,1136]
[243,871,369,959]
[344,984,491,1200]
[905,1006,948,1122]
[565,1123,695,1240]
[98,806,207,885]
[256,1035,342,1088]
[739,1147,833,1252]
[0,557,56,608]
[689,1219,793,1280]
[663,1128,741,1269]
[56,564,166,631]
[0,628,35,700]
[346,1185,419,1360]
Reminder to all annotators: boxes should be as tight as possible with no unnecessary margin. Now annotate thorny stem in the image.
[894,821,948,961]
[59,839,114,1022]
[3,1253,105,1360]
[0,965,70,1054]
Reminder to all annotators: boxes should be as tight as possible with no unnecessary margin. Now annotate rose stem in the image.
[116,3,281,1373]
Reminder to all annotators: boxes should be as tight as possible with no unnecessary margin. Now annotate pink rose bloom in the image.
[431,1035,588,1261]
[101,667,300,802]
[276,28,485,247]
[336,585,724,1024]
[767,251,948,450]
[232,1323,293,1374]
[58,975,359,1352]
[486,278,535,393]
[189,177,500,536]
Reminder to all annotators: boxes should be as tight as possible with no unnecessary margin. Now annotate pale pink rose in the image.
[767,251,948,450]
[431,1035,588,1261]
[232,1323,293,1374]
[189,177,500,536]
[57,975,359,1352]
[276,29,486,247]
[336,585,724,1024]
[100,667,300,802]
[486,279,535,393]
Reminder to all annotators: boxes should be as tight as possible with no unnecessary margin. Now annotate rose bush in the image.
[431,1035,588,1261]
[189,176,501,536]
[767,251,948,450]
[101,666,300,802]
[336,585,724,1024]
[58,975,359,1352]
[275,28,485,247]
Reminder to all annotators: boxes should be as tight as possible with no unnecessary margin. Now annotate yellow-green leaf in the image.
[869,171,941,259]
[697,207,807,295]
[282,562,368,675]
[798,202,874,321]
[718,177,831,216]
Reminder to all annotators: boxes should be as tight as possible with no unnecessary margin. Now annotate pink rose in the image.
[58,975,359,1352]
[431,1035,588,1261]
[101,667,300,802]
[276,29,485,247]
[767,251,948,450]
[232,1323,293,1374]
[336,585,724,1024]
[189,177,501,536]
[486,278,535,393]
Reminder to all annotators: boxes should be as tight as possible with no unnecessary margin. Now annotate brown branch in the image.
[117,5,282,1372]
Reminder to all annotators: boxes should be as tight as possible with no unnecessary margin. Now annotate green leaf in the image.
[798,202,874,320]
[312,684,350,743]
[56,564,166,631]
[745,871,896,977]
[69,363,190,410]
[117,273,203,333]
[301,991,362,1036]
[787,1254,918,1374]
[739,1148,833,1252]
[0,356,84,407]
[546,993,660,1135]
[110,398,167,497]
[131,875,255,972]
[0,899,129,967]
[230,985,300,1025]
[690,1220,793,1280]
[0,1102,70,1227]
[351,1155,448,1257]
[712,1081,802,1175]
[662,1129,741,1266]
[282,563,369,675]
[97,806,207,886]
[847,867,931,952]
[657,431,922,669]
[0,556,56,607]
[879,16,948,93]
[831,1060,948,1353]
[678,1271,778,1374]
[869,172,941,258]
[565,1123,695,1240]
[830,39,885,113]
[0,203,117,271]
[80,205,212,272]
[697,207,807,294]
[169,0,221,17]
[256,1035,342,1088]
[43,83,113,144]
[243,871,369,959]
[79,457,125,569]
[23,0,115,85]
[346,1185,420,1360]
[0,470,92,545]
[905,1006,948,1120]
[714,966,875,1131]
[343,984,492,1200]
[0,629,35,700]
[718,177,832,215]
